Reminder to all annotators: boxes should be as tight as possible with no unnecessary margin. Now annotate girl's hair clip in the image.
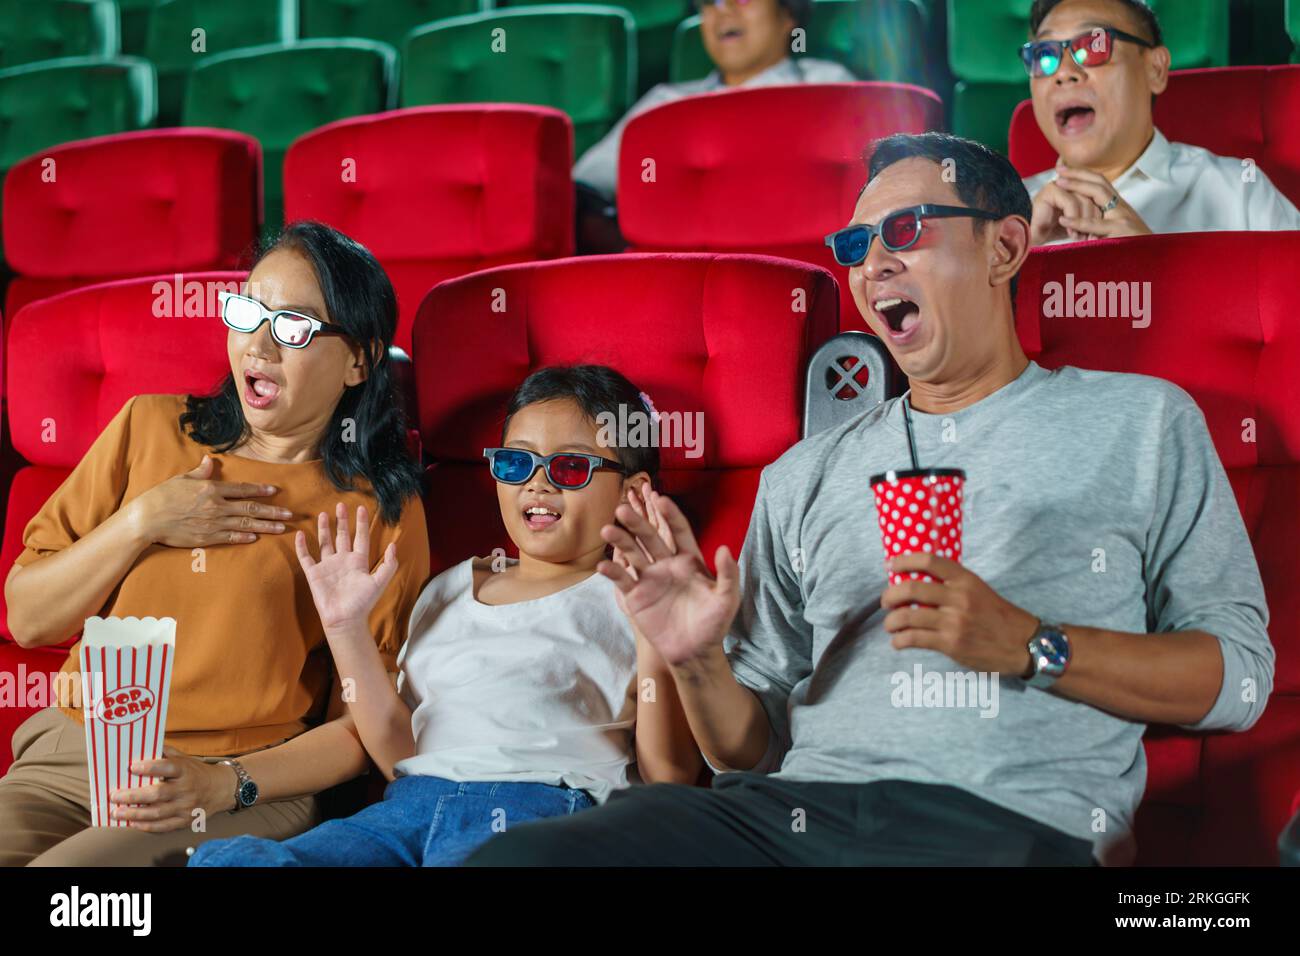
[638,390,660,423]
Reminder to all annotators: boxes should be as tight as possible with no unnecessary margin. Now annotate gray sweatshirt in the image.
[720,361,1273,865]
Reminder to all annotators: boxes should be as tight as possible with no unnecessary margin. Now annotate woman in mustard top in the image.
[0,221,429,866]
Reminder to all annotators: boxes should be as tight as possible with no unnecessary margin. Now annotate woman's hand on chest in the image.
[127,454,295,549]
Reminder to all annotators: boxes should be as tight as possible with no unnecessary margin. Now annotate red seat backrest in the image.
[617,83,944,333]
[0,273,242,774]
[1014,232,1300,864]
[1008,65,1300,208]
[412,252,840,576]
[283,105,576,354]
[2,272,243,638]
[1,129,261,319]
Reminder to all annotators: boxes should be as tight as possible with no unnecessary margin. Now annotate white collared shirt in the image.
[1023,127,1300,245]
[574,56,857,199]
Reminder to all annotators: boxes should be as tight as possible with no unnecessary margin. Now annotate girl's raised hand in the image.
[611,484,676,615]
[600,491,739,667]
[295,503,398,634]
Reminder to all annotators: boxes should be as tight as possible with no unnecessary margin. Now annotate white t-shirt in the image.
[393,557,638,803]
[1023,127,1300,246]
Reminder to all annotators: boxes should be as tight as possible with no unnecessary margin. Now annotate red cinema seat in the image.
[1013,232,1300,865]
[1008,66,1300,207]
[617,83,944,332]
[283,105,576,354]
[412,253,840,577]
[0,273,242,774]
[1,129,262,319]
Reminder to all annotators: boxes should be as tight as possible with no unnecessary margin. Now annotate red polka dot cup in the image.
[870,469,965,596]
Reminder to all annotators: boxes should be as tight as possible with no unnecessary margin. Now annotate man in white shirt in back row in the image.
[573,0,855,201]
[1021,0,1300,246]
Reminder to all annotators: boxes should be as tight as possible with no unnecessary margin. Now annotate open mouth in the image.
[874,296,922,340]
[719,26,744,40]
[1054,104,1096,134]
[523,505,562,531]
[244,369,281,410]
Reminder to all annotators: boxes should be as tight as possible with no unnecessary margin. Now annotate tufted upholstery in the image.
[0,56,155,177]
[504,0,684,96]
[0,0,119,69]
[283,104,576,354]
[1013,231,1300,864]
[1009,65,1300,208]
[144,0,296,124]
[618,83,944,332]
[2,129,261,319]
[298,0,480,48]
[183,40,396,237]
[0,273,243,773]
[412,253,841,576]
[401,7,636,157]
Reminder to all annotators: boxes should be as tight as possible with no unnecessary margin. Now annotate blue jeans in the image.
[188,775,595,867]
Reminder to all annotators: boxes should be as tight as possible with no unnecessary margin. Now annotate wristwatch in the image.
[218,758,259,813]
[1024,620,1071,690]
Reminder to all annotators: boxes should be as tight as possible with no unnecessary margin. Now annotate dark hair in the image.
[1029,0,1162,47]
[502,365,660,483]
[864,132,1033,300]
[179,220,422,525]
[779,0,812,31]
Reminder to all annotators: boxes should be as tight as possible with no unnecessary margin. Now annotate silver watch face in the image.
[1030,626,1070,677]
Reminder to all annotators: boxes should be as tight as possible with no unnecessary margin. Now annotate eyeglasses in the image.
[218,291,351,349]
[1020,27,1155,78]
[483,447,628,490]
[694,0,754,9]
[824,204,1001,267]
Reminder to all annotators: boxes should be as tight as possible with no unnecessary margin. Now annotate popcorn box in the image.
[79,616,177,827]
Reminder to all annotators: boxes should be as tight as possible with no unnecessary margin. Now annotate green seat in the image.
[402,6,636,156]
[145,0,296,125]
[0,56,156,173]
[946,0,1229,152]
[504,0,687,95]
[0,0,119,69]
[1288,0,1300,62]
[950,79,1026,155]
[117,0,160,56]
[183,40,396,240]
[300,0,486,48]
[671,0,930,87]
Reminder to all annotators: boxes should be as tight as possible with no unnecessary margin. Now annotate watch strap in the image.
[219,758,252,812]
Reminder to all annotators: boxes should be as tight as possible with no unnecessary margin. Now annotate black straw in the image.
[902,394,920,471]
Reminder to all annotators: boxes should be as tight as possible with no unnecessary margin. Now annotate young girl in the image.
[190,365,702,866]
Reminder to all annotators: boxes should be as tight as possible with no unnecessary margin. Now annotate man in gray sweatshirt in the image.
[467,132,1274,867]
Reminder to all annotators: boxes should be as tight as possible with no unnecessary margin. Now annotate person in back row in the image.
[1022,0,1300,245]
[466,132,1273,868]
[573,0,855,201]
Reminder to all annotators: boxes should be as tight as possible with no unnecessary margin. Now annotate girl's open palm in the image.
[600,490,740,667]
[296,503,398,632]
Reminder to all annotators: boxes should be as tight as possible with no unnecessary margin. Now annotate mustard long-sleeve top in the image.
[13,393,430,756]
